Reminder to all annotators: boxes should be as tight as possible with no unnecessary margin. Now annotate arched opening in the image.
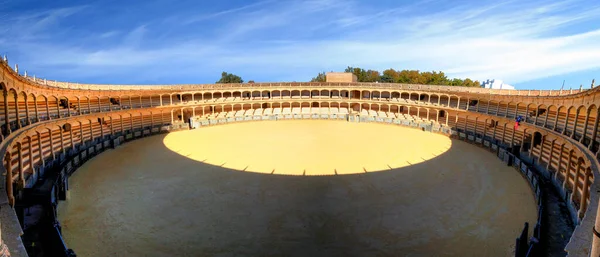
[533,132,542,147]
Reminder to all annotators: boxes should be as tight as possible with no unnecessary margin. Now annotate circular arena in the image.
[0,58,598,257]
[59,121,536,256]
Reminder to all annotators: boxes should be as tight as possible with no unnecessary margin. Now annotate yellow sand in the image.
[58,120,537,257]
[163,120,452,175]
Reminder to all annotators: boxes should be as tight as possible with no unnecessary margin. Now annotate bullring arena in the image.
[0,57,598,256]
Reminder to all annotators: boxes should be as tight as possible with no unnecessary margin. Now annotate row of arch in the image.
[3,84,600,158]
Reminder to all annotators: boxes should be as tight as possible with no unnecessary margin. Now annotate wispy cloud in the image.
[2,0,600,87]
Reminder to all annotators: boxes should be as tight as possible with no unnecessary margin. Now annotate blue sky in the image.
[1,0,600,89]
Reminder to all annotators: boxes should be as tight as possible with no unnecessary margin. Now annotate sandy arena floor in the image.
[58,120,537,257]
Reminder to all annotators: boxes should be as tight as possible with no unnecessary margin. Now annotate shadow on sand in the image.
[58,125,538,257]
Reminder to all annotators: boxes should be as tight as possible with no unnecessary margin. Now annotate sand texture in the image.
[58,120,537,257]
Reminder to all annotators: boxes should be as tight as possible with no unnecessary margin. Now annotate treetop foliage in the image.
[310,72,327,82]
[312,67,480,87]
[216,72,244,84]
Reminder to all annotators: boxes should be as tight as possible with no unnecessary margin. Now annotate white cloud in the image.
[2,0,600,87]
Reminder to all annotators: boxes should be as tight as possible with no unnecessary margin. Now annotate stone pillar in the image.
[44,99,49,120]
[3,90,11,134]
[109,117,114,136]
[14,94,21,129]
[572,111,580,139]
[60,129,65,155]
[49,129,55,160]
[56,98,61,118]
[24,95,30,125]
[591,111,600,151]
[89,121,94,143]
[562,151,574,191]
[34,96,39,122]
[4,153,14,206]
[66,99,70,117]
[579,169,590,218]
[69,129,74,149]
[80,124,84,145]
[546,140,555,170]
[28,137,34,173]
[563,113,570,135]
[37,132,44,166]
[537,136,545,163]
[159,95,163,106]
[591,201,600,257]
[528,134,535,158]
[581,110,591,144]
[570,161,582,204]
[555,145,564,181]
[16,143,25,188]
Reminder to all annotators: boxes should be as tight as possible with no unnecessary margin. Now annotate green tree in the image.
[216,72,243,83]
[310,72,327,82]
[328,66,480,87]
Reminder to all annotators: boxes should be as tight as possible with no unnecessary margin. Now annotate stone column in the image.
[16,143,25,188]
[34,96,39,122]
[537,136,545,163]
[69,129,74,150]
[546,140,555,170]
[66,99,70,117]
[49,129,55,160]
[4,153,14,206]
[45,99,49,120]
[37,132,44,166]
[555,145,564,181]
[80,124,84,145]
[581,110,591,144]
[14,94,20,129]
[579,169,590,218]
[59,129,65,155]
[570,161,582,204]
[89,121,94,143]
[28,137,34,173]
[56,98,61,118]
[24,95,30,125]
[572,111,580,139]
[563,113,570,135]
[590,201,600,257]
[562,151,574,191]
[3,91,11,134]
